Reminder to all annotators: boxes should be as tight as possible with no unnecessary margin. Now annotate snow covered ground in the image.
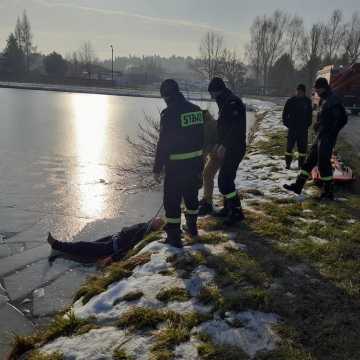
[35,100,300,360]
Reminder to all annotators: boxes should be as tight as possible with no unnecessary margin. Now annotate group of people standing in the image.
[154,76,348,248]
[48,75,348,260]
[153,77,247,248]
[283,78,347,200]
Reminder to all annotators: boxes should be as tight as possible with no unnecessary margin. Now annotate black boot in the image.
[198,199,214,216]
[213,198,229,218]
[285,155,292,170]
[183,214,198,237]
[320,181,334,201]
[224,195,245,226]
[165,228,183,248]
[283,174,307,195]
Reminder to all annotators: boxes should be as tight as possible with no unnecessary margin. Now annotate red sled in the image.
[312,154,355,183]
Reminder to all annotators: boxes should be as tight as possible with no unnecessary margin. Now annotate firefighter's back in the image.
[163,96,204,177]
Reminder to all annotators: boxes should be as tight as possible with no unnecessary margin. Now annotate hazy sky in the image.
[0,0,359,59]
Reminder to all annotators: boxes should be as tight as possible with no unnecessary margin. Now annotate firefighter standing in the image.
[153,79,204,247]
[208,77,246,225]
[283,84,313,169]
[284,77,348,200]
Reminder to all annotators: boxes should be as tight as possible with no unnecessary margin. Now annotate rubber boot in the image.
[213,198,229,218]
[165,227,183,248]
[320,181,334,201]
[198,199,214,217]
[283,175,307,195]
[183,214,198,237]
[285,155,292,170]
[224,195,245,226]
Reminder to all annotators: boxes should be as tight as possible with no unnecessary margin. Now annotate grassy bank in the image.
[8,107,360,360]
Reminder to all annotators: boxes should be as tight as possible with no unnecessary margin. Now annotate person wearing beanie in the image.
[153,79,204,247]
[282,84,313,169]
[207,77,246,226]
[284,77,348,200]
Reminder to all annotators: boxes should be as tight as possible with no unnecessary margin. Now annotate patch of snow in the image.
[196,311,280,358]
[166,299,212,315]
[189,240,244,255]
[41,326,153,360]
[73,273,179,322]
[174,338,201,360]
[74,244,216,322]
[294,217,319,224]
[303,209,313,214]
[309,236,329,245]
[184,265,216,297]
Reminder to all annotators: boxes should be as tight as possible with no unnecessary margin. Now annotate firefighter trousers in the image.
[286,129,308,159]
[218,149,245,203]
[301,133,338,181]
[164,173,201,230]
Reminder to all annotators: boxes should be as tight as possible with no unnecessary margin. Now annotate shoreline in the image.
[0,81,212,102]
[10,101,360,360]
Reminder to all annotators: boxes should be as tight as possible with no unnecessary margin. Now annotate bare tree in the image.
[78,41,96,79]
[300,23,324,65]
[192,31,224,80]
[286,15,304,65]
[119,113,161,187]
[263,11,289,88]
[246,10,288,93]
[14,10,33,72]
[343,12,360,63]
[246,16,267,89]
[299,23,325,88]
[323,9,346,62]
[220,49,246,92]
[14,17,23,49]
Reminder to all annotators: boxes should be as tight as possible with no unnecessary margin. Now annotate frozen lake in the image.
[0,87,255,357]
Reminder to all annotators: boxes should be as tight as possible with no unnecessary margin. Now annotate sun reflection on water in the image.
[72,94,109,218]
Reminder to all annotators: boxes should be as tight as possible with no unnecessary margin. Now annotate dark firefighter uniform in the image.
[284,78,347,200]
[283,94,312,169]
[154,79,204,247]
[208,77,246,225]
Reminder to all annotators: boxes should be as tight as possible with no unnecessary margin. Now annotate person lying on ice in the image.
[47,217,164,265]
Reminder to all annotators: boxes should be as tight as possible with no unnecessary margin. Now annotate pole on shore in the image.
[110,45,114,86]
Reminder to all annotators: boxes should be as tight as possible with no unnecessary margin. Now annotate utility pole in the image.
[110,45,114,85]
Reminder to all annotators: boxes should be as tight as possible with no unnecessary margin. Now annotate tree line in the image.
[246,9,360,94]
[1,9,360,95]
[0,11,99,80]
[191,9,360,95]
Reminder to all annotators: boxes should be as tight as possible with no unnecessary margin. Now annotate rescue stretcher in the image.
[311,154,355,183]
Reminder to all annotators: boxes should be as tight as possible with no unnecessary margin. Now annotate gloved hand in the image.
[153,172,162,184]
